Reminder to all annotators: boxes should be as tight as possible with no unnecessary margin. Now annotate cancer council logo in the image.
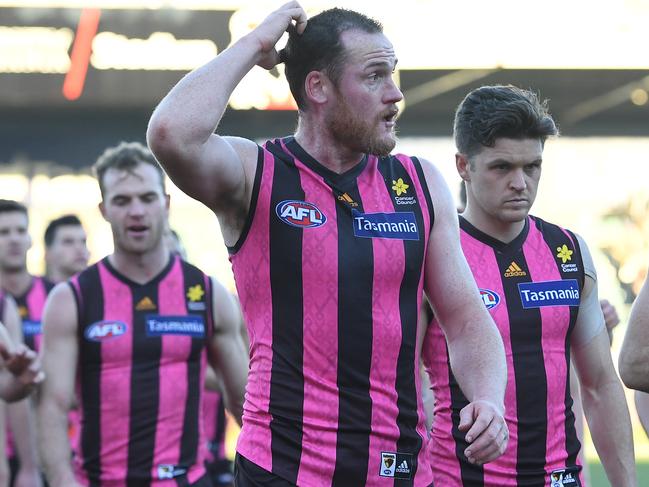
[276,200,327,228]
[85,320,128,342]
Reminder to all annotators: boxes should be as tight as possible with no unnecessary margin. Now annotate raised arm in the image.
[620,275,649,391]
[421,159,508,465]
[206,279,249,425]
[36,284,81,487]
[147,2,307,222]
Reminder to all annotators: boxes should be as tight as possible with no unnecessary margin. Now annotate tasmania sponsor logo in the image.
[353,210,419,240]
[22,320,42,336]
[85,320,128,342]
[145,315,205,338]
[518,279,580,309]
[479,289,500,310]
[276,200,326,228]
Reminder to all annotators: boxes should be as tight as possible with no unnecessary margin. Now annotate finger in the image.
[464,419,507,461]
[0,341,11,361]
[463,409,493,442]
[465,424,508,464]
[458,404,474,432]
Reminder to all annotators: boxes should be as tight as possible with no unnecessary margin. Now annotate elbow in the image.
[146,115,181,166]
[619,353,649,392]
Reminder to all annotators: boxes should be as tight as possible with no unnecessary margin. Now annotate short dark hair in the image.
[453,85,558,158]
[0,199,28,218]
[282,8,382,110]
[44,214,83,247]
[93,141,165,197]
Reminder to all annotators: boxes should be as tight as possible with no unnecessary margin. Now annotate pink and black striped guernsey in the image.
[423,216,586,486]
[230,137,435,486]
[69,255,213,486]
[13,275,55,352]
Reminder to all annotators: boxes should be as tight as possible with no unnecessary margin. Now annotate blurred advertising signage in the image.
[0,7,297,109]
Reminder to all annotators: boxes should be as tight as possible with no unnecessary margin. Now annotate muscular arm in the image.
[36,284,80,487]
[3,297,42,487]
[147,2,307,236]
[206,279,248,425]
[421,159,507,464]
[619,275,649,391]
[571,244,636,486]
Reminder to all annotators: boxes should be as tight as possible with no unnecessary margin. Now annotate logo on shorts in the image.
[276,200,326,228]
[157,464,187,480]
[378,452,413,479]
[22,320,42,336]
[518,280,580,309]
[353,210,419,240]
[550,467,581,486]
[479,289,500,310]
[504,261,527,277]
[84,320,128,342]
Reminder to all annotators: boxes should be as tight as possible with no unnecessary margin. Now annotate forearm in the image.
[582,379,637,486]
[447,319,506,407]
[149,34,261,148]
[38,400,75,487]
[7,399,39,469]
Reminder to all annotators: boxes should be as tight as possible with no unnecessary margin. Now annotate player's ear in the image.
[456,153,471,181]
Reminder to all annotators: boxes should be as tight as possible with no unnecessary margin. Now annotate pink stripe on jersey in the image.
[292,158,340,486]
[26,277,47,352]
[232,148,276,471]
[96,262,133,485]
[461,231,518,486]
[150,258,207,484]
[522,223,570,473]
[357,155,405,484]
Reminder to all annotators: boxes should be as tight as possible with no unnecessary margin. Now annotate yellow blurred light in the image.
[630,88,648,106]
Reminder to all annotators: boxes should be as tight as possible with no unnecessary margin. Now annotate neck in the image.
[0,269,33,296]
[461,206,527,244]
[108,243,170,285]
[47,268,71,284]
[294,117,365,174]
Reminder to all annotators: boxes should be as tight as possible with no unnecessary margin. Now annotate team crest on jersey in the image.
[378,452,413,479]
[157,464,188,480]
[22,320,42,336]
[353,210,419,240]
[549,467,581,487]
[276,200,326,228]
[85,320,128,342]
[479,289,500,310]
[518,280,580,309]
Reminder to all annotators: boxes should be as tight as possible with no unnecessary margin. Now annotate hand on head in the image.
[252,1,308,70]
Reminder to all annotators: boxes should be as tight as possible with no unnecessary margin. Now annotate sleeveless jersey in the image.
[230,137,435,486]
[12,276,54,352]
[423,215,586,486]
[70,255,213,486]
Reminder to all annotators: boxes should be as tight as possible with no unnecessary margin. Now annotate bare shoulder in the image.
[416,157,457,224]
[209,276,239,334]
[43,283,78,334]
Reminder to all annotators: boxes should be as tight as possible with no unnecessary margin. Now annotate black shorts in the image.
[233,454,295,487]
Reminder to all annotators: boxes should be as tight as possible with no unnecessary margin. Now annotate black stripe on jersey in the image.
[411,157,435,229]
[377,156,427,485]
[446,343,484,485]
[495,246,548,485]
[332,181,374,487]
[13,293,34,350]
[534,218,585,468]
[76,265,104,487]
[229,146,265,255]
[43,276,56,294]
[0,293,5,328]
[126,282,162,485]
[268,149,305,484]
[178,262,209,471]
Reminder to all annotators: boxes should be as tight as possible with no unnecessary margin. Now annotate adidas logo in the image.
[337,192,358,207]
[504,262,527,278]
[135,296,156,311]
[396,460,410,473]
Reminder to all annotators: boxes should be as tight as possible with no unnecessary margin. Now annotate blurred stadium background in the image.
[1,1,648,484]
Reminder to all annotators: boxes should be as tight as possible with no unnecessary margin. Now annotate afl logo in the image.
[276,200,327,228]
[84,320,128,342]
[480,289,500,310]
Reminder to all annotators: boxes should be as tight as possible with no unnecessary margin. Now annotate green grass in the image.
[588,461,649,486]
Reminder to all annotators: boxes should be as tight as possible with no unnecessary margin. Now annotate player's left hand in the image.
[458,399,508,465]
[1,344,45,386]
